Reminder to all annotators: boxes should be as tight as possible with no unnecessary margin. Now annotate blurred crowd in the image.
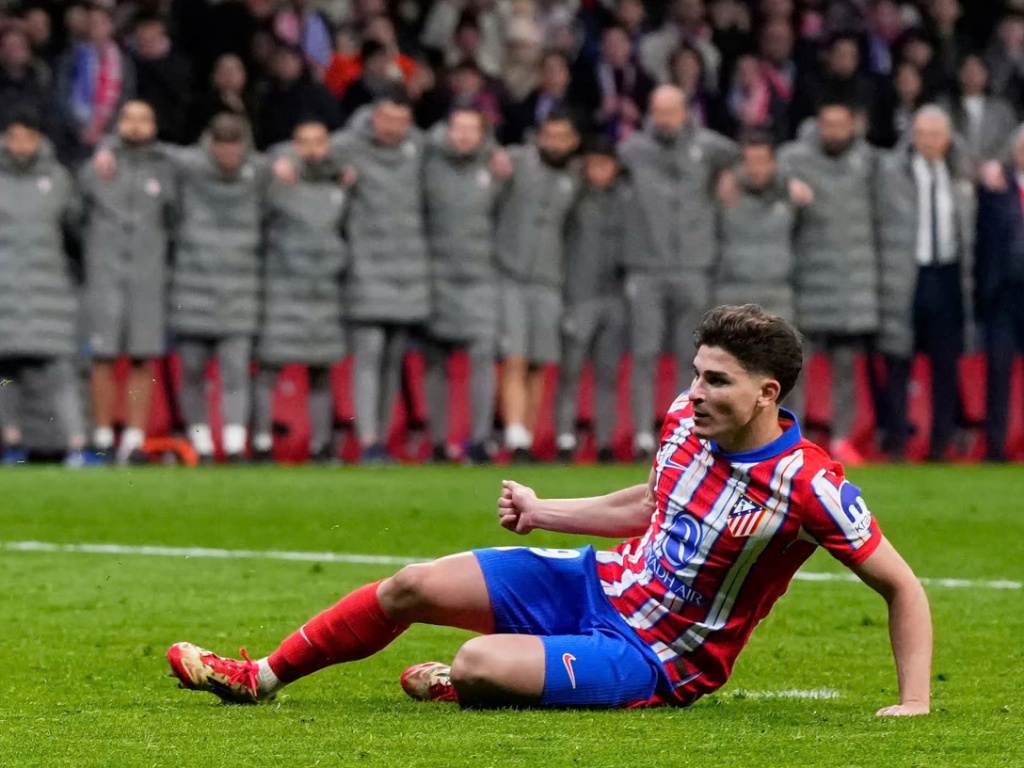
[0,0,1023,466]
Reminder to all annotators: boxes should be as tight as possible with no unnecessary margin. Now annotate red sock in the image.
[267,580,407,683]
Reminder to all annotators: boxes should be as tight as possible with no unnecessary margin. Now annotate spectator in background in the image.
[445,59,502,129]
[364,14,418,85]
[502,50,580,144]
[21,6,57,67]
[0,28,52,139]
[55,4,135,165]
[555,135,628,464]
[0,108,89,466]
[757,19,797,140]
[323,25,362,99]
[186,53,257,144]
[944,55,1017,169]
[130,15,191,144]
[79,100,175,464]
[875,106,975,461]
[257,42,340,149]
[253,118,349,464]
[618,85,737,460]
[616,0,649,47]
[409,57,447,131]
[339,39,395,124]
[923,0,970,88]
[974,126,1024,462]
[706,0,751,92]
[790,33,875,137]
[722,54,789,140]
[273,0,334,75]
[640,0,720,89]
[501,15,545,104]
[420,0,505,77]
[668,43,721,131]
[896,30,945,101]
[582,24,653,143]
[495,107,581,463]
[984,12,1024,119]
[421,107,502,465]
[871,60,926,149]
[168,114,268,463]
[779,99,880,466]
[863,0,905,78]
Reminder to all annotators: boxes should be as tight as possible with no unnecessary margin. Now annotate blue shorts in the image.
[473,545,668,708]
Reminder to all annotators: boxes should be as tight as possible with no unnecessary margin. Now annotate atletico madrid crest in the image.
[726,496,770,538]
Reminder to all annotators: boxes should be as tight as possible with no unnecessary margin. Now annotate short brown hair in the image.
[208,112,250,144]
[693,304,803,401]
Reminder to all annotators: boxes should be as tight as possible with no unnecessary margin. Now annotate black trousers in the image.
[883,264,964,458]
[983,281,1024,459]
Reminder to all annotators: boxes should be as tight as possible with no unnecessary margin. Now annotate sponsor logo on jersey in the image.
[726,496,770,538]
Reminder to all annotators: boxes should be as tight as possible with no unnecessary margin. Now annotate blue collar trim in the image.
[710,409,802,462]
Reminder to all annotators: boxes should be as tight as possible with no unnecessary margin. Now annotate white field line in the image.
[0,540,1020,591]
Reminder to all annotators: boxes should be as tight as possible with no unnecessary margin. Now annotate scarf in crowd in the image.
[70,42,123,130]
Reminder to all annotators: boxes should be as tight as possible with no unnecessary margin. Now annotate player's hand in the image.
[876,701,929,717]
[94,149,117,180]
[273,157,298,184]
[978,160,1006,192]
[788,177,814,206]
[497,479,538,535]
[340,167,358,187]
[490,149,513,180]
[716,169,739,207]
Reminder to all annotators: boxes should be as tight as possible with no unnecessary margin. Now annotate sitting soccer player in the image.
[167,305,932,716]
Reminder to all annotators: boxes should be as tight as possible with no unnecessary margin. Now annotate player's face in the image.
[294,122,330,163]
[118,102,157,145]
[3,124,41,162]
[372,101,412,147]
[688,345,774,443]
[583,153,618,188]
[210,140,246,173]
[447,111,485,155]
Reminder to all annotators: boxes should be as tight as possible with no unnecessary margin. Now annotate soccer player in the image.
[167,305,932,716]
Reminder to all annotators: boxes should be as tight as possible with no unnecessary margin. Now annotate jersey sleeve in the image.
[800,468,883,567]
[658,392,693,444]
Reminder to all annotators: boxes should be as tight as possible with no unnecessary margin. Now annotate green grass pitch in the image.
[0,464,1021,767]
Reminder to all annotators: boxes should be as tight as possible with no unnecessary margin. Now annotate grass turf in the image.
[0,465,1021,767]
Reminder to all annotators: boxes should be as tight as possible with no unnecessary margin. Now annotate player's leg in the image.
[422,336,450,455]
[177,337,214,458]
[627,273,666,460]
[0,360,25,459]
[307,365,335,460]
[250,364,280,458]
[351,323,386,454]
[829,337,863,463]
[554,302,590,459]
[377,324,408,449]
[167,552,494,703]
[89,358,118,454]
[523,286,561,451]
[119,358,155,461]
[592,299,627,458]
[499,279,531,456]
[48,358,88,456]
[466,335,497,458]
[217,335,252,461]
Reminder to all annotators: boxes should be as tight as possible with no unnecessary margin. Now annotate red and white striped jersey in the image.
[596,394,882,704]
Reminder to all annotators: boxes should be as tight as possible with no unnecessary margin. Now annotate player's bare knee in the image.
[377,564,437,622]
[449,637,493,692]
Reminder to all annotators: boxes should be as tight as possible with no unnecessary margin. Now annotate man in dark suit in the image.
[975,127,1024,461]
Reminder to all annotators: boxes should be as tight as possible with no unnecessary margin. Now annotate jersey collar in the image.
[710,409,802,462]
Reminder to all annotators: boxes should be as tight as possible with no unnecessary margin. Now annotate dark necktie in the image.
[929,163,940,265]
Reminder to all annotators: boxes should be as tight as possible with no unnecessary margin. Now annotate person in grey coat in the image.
[79,100,175,464]
[714,131,812,322]
[0,108,90,466]
[875,106,975,461]
[555,136,627,464]
[422,107,502,465]
[281,87,429,464]
[942,56,1018,171]
[778,99,880,466]
[618,85,738,460]
[251,119,350,464]
[494,106,581,462]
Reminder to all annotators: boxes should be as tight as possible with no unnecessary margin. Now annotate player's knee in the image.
[449,637,494,695]
[377,564,436,622]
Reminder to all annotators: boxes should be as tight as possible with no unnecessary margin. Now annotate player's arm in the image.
[497,471,655,539]
[851,536,933,717]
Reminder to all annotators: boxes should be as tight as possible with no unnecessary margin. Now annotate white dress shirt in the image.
[912,154,957,266]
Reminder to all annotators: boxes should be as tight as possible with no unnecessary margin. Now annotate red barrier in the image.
[111,351,1024,463]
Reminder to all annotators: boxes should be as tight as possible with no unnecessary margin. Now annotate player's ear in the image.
[758,377,782,407]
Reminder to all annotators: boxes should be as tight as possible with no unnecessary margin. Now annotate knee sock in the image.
[266,581,408,684]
